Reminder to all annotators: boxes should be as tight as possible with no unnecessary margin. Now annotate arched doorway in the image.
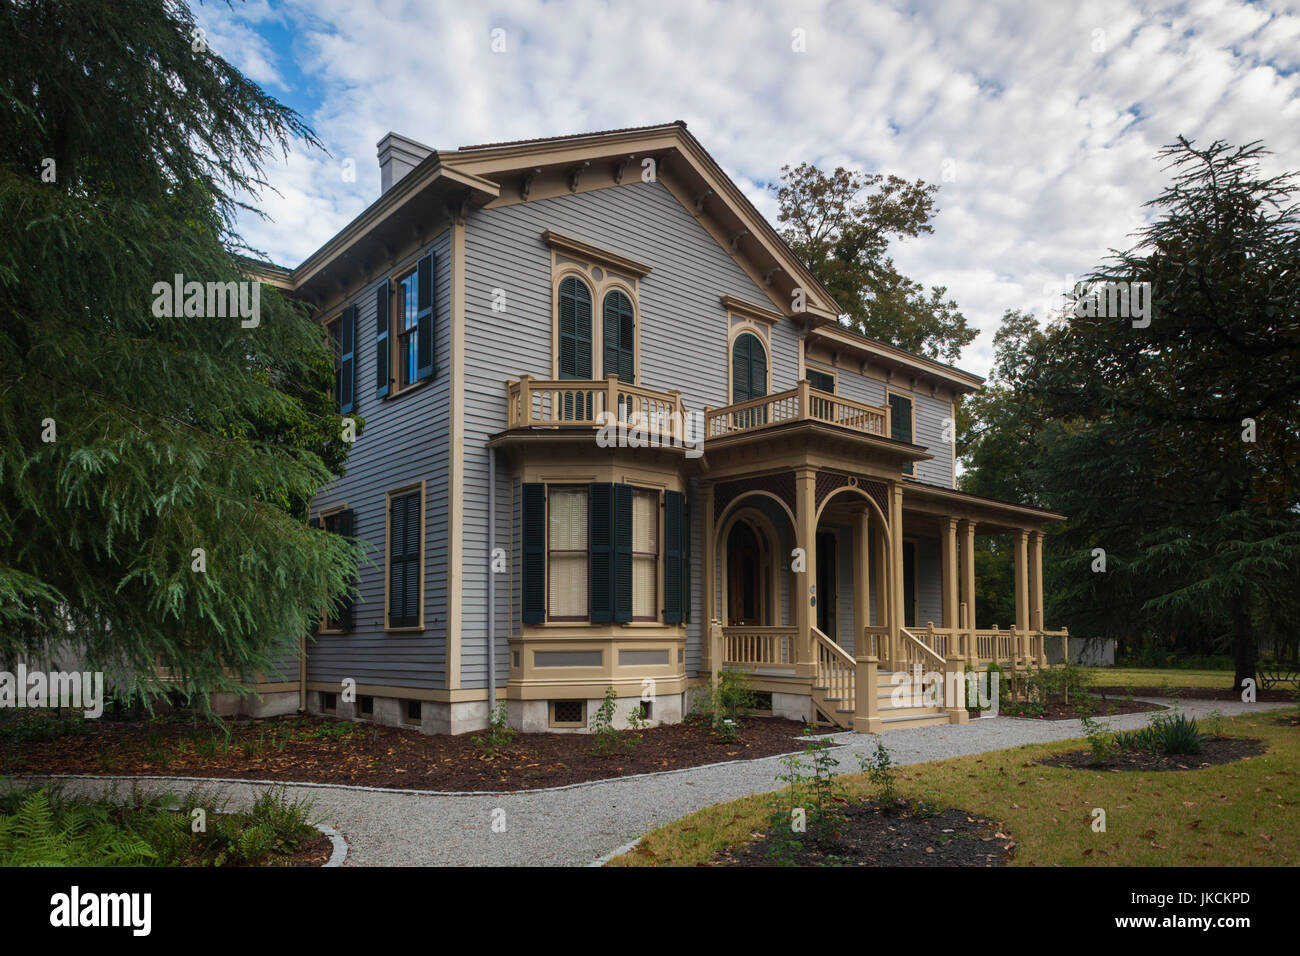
[725,518,771,626]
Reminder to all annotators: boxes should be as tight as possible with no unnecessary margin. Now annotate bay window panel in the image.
[548,487,588,620]
[631,489,658,620]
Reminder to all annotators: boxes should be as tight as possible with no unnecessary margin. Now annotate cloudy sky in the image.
[199,0,1300,376]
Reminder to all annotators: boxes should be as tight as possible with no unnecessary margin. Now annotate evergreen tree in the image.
[0,0,360,707]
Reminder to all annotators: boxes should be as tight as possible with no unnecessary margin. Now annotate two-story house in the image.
[248,122,1067,735]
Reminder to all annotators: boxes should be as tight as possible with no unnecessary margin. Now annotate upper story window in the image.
[381,251,436,396]
[557,276,593,380]
[888,391,915,476]
[602,290,635,384]
[395,268,421,388]
[326,306,356,414]
[731,331,768,403]
[808,368,835,393]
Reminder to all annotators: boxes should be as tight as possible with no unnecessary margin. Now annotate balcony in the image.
[705,381,889,440]
[506,374,687,437]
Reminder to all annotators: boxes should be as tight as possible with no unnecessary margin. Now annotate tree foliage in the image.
[0,0,360,707]
[772,162,976,363]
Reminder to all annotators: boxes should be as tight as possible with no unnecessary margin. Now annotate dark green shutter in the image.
[588,483,613,623]
[521,483,546,624]
[389,493,420,627]
[808,369,835,393]
[663,490,684,624]
[375,280,390,397]
[612,484,633,623]
[339,305,356,413]
[889,393,914,476]
[558,277,592,379]
[683,495,692,622]
[415,253,435,381]
[603,290,635,384]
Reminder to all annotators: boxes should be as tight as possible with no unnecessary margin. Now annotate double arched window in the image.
[556,275,636,384]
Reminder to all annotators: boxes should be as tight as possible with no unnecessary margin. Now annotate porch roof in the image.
[900,478,1065,532]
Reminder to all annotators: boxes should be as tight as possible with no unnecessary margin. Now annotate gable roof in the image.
[275,121,980,392]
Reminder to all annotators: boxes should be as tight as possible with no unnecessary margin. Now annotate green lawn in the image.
[609,711,1298,867]
[1079,666,1237,689]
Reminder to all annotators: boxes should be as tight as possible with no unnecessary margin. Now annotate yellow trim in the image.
[719,294,783,325]
[542,228,653,277]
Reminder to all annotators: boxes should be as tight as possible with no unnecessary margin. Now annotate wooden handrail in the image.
[507,375,686,435]
[705,380,889,440]
[721,626,798,666]
[812,627,855,721]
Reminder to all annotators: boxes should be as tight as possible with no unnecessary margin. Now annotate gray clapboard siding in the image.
[829,366,955,489]
[913,535,944,629]
[306,229,452,690]
[461,179,797,688]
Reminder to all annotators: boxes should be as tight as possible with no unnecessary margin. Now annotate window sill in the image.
[385,625,425,633]
[384,375,435,401]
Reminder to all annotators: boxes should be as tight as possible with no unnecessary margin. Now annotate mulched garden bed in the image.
[710,800,1014,867]
[272,831,334,867]
[1038,735,1267,772]
[1,713,823,792]
[1092,685,1293,702]
[999,696,1164,721]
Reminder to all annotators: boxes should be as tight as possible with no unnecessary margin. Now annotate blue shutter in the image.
[338,305,356,414]
[612,484,633,623]
[663,490,684,624]
[521,483,546,624]
[375,280,390,397]
[415,253,435,381]
[588,483,613,623]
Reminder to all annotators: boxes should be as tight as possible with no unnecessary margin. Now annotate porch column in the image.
[960,519,977,663]
[941,516,959,652]
[873,514,889,653]
[1030,530,1046,666]
[853,507,871,657]
[795,468,817,677]
[1014,528,1029,666]
[889,482,905,666]
[702,483,717,681]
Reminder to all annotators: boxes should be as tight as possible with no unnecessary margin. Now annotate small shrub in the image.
[472,701,517,758]
[589,686,622,757]
[858,737,899,808]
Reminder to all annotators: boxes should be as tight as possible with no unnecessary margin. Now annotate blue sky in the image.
[197,0,1300,376]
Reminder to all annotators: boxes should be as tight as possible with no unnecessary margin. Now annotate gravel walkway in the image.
[12,697,1286,867]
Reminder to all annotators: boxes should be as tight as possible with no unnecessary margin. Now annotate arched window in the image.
[557,276,593,380]
[731,332,768,403]
[602,290,635,384]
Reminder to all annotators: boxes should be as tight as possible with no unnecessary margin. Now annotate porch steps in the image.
[810,669,957,731]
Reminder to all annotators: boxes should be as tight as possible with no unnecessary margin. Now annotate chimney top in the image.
[376,132,434,194]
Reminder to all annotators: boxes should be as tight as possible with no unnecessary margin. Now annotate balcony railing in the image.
[705,381,889,440]
[507,374,686,437]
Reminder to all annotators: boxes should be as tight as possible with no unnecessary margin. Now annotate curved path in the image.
[11,698,1283,866]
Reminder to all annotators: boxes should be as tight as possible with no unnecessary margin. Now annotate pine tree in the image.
[0,0,360,708]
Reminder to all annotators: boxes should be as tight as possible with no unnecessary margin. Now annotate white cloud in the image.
[209,0,1299,376]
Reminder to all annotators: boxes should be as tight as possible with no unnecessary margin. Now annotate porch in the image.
[698,386,1068,732]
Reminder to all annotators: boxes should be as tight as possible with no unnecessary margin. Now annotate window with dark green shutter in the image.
[602,290,635,385]
[415,253,434,381]
[731,332,768,427]
[612,484,633,623]
[521,483,547,624]
[663,490,684,624]
[808,368,835,393]
[388,490,422,628]
[587,483,613,623]
[323,509,356,631]
[558,277,593,380]
[889,393,915,476]
[337,305,356,414]
[375,280,390,397]
[394,253,435,390]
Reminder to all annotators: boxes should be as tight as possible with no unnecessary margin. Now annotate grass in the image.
[608,712,1297,867]
[1078,667,1235,689]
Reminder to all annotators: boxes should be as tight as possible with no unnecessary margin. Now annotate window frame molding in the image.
[886,388,919,477]
[806,361,838,393]
[384,480,426,633]
[381,244,438,400]
[549,255,641,383]
[545,483,591,623]
[727,322,772,404]
[315,502,353,635]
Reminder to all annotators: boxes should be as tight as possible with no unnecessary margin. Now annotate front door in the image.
[726,521,767,626]
[816,531,837,638]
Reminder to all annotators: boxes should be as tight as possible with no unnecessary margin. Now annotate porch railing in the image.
[720,626,798,668]
[705,380,889,440]
[506,375,685,436]
[812,627,856,728]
